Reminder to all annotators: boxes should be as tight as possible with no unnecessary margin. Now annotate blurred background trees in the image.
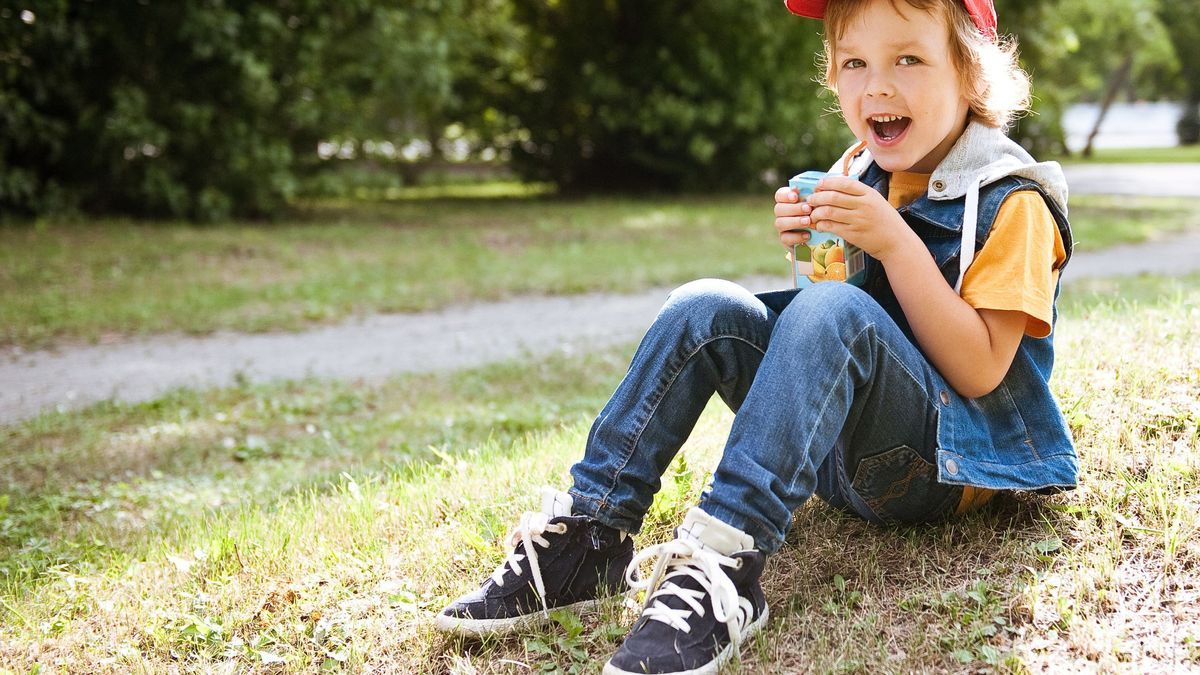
[495,0,847,192]
[1156,1,1200,143]
[1,0,488,221]
[1,0,1194,221]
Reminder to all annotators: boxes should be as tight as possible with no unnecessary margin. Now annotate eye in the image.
[898,55,921,66]
[841,58,865,70]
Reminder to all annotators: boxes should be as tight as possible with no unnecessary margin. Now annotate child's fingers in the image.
[816,176,869,195]
[805,189,858,211]
[811,219,849,238]
[807,205,851,232]
[779,229,811,248]
[773,201,811,218]
[774,186,798,203]
[774,215,810,234]
[809,204,854,226]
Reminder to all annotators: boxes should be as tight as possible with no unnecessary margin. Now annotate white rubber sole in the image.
[433,594,630,637]
[601,604,770,675]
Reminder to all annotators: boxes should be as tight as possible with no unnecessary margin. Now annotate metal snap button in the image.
[945,459,959,475]
[940,390,951,405]
[932,180,946,191]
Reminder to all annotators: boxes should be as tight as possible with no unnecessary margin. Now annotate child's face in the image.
[832,0,970,174]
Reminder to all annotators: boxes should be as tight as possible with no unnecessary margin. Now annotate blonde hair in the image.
[818,0,1031,129]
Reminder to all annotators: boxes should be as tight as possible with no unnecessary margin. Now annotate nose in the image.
[865,66,895,98]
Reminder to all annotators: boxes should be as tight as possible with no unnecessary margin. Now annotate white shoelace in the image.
[625,538,751,645]
[490,510,568,617]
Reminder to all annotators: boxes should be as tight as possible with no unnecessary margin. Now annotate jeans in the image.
[568,279,964,555]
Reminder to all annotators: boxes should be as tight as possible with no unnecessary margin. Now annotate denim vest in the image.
[856,161,1079,492]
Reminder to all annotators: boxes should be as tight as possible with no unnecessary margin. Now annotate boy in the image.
[435,1,1076,673]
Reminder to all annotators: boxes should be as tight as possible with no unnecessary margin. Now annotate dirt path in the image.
[5,166,1200,425]
[4,231,1200,427]
[1061,163,1200,198]
[1,279,787,425]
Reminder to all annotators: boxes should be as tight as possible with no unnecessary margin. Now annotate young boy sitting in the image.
[435,1,1075,673]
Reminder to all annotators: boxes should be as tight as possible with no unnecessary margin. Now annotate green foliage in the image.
[993,0,1181,155]
[3,2,289,220]
[494,0,852,192]
[0,1,481,221]
[1156,2,1200,143]
[319,0,522,170]
[1,0,1192,216]
[525,611,591,673]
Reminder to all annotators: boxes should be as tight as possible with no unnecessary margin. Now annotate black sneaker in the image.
[434,488,635,636]
[604,511,769,675]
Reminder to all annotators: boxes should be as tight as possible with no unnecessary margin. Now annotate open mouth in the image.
[869,115,911,144]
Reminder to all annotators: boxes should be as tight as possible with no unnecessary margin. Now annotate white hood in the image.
[928,120,1068,217]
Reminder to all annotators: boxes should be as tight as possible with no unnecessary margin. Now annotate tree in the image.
[1157,2,1200,143]
[4,2,299,220]
[0,1,482,221]
[315,0,523,183]
[1003,0,1182,155]
[492,0,851,192]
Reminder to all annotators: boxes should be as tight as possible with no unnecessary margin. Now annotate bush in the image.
[0,1,452,222]
[494,0,854,192]
[2,4,298,220]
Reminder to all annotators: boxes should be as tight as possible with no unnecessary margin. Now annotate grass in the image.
[3,192,1199,349]
[0,194,781,349]
[1068,196,1200,251]
[1056,145,1200,165]
[2,272,1198,673]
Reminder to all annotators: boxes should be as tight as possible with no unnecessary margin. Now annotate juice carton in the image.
[788,170,868,288]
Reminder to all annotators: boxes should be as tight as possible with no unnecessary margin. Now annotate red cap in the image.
[784,0,998,41]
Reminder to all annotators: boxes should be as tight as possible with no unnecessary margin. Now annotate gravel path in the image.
[4,165,1200,425]
[1,277,784,424]
[1061,163,1200,198]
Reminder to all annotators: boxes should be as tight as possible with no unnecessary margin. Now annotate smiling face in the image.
[831,0,970,173]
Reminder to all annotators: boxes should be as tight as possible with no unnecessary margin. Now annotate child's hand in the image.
[802,177,918,263]
[773,187,812,251]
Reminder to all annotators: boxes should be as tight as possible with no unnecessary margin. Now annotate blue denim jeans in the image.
[568,279,964,555]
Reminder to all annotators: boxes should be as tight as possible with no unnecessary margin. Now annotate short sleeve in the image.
[959,191,1067,338]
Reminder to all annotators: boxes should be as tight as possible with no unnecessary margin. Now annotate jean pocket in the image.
[850,445,960,524]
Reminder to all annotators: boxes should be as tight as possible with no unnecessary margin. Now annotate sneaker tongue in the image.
[677,507,754,555]
[539,487,573,518]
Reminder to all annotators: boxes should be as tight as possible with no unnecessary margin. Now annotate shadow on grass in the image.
[0,352,622,605]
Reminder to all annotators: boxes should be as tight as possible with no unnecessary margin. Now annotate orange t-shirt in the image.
[887,171,1067,513]
[887,172,1067,338]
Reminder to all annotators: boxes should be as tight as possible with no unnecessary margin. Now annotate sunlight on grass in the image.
[0,196,780,349]
[375,180,557,200]
[1056,145,1200,165]
[1,275,1198,672]
[4,192,1196,348]
[1068,195,1200,251]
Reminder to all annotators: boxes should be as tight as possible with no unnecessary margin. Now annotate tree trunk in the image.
[1083,54,1135,158]
[1178,97,1200,146]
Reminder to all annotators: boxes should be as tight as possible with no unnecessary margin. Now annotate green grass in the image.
[361,180,556,201]
[2,273,1198,672]
[1068,195,1200,251]
[1055,145,1200,165]
[3,192,1199,349]
[0,194,782,349]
